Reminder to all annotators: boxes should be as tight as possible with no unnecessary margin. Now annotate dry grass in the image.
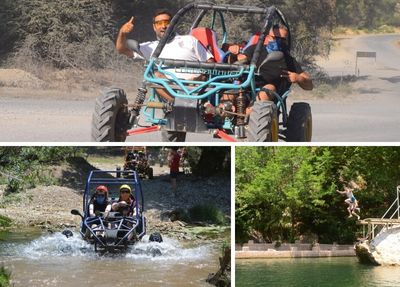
[1,47,146,95]
[333,25,400,37]
[0,61,144,98]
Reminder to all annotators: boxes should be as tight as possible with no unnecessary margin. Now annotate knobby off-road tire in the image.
[149,232,163,243]
[247,101,279,142]
[91,87,129,142]
[286,102,312,142]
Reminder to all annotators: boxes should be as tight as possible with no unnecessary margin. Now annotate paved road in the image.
[309,34,400,142]
[0,96,92,142]
[0,34,399,142]
[0,90,223,142]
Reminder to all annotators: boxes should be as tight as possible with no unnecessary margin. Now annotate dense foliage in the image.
[1,0,398,69]
[236,147,400,244]
[187,147,231,177]
[337,0,400,28]
[0,266,11,287]
[0,147,83,193]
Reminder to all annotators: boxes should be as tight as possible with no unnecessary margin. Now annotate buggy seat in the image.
[190,27,225,63]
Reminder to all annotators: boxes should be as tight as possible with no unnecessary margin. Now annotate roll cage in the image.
[80,170,146,250]
[141,2,293,127]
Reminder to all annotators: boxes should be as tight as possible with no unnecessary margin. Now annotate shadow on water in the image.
[380,76,400,84]
[0,228,43,243]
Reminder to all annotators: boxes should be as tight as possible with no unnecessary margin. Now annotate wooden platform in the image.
[358,218,400,225]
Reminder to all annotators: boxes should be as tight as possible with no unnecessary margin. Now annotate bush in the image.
[188,204,226,225]
[5,178,21,194]
[6,0,117,69]
[0,215,12,228]
[0,266,11,287]
[0,147,83,193]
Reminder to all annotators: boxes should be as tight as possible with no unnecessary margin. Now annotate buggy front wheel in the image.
[286,102,312,142]
[91,87,130,142]
[247,101,278,142]
[149,232,163,243]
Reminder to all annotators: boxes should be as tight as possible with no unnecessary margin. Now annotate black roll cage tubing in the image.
[152,1,291,69]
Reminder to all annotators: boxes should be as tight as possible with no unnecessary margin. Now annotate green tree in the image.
[188,147,230,177]
[336,0,400,28]
[0,147,84,193]
[236,146,400,245]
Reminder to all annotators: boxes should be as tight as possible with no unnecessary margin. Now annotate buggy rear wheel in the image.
[247,101,278,142]
[91,87,129,142]
[286,102,312,142]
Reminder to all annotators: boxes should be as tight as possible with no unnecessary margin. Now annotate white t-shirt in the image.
[134,35,213,80]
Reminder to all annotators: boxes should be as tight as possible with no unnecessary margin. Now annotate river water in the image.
[236,257,400,287]
[0,230,220,286]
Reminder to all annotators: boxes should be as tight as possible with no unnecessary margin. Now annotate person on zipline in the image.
[336,180,361,220]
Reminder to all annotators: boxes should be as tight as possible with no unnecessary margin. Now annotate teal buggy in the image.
[91,2,312,142]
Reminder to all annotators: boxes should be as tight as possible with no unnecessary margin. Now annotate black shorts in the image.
[170,172,179,179]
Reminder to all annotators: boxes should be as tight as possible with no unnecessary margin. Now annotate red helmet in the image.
[96,185,108,193]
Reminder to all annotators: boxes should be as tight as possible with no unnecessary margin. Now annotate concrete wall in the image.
[236,241,356,258]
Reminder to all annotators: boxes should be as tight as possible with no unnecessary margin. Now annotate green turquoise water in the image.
[236,257,400,287]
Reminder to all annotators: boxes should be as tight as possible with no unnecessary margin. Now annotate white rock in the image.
[370,225,400,265]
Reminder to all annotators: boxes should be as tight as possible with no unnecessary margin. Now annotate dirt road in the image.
[0,34,399,142]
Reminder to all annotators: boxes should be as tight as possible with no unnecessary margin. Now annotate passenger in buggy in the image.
[112,184,136,217]
[89,185,112,217]
[238,24,313,101]
[111,184,140,241]
[220,25,313,115]
[84,185,112,239]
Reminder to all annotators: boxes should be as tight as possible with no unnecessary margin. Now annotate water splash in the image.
[11,232,94,259]
[126,236,213,261]
[1,232,213,262]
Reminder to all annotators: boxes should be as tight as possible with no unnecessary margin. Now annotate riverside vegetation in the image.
[0,146,231,286]
[236,146,400,245]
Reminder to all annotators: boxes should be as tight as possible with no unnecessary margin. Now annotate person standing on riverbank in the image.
[168,148,181,196]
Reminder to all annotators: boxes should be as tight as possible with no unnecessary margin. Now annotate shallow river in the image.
[0,230,220,286]
[236,257,400,287]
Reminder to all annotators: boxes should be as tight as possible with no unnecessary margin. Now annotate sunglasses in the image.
[154,19,170,28]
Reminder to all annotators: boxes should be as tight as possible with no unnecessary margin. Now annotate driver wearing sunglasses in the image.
[116,8,214,106]
[116,8,213,81]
